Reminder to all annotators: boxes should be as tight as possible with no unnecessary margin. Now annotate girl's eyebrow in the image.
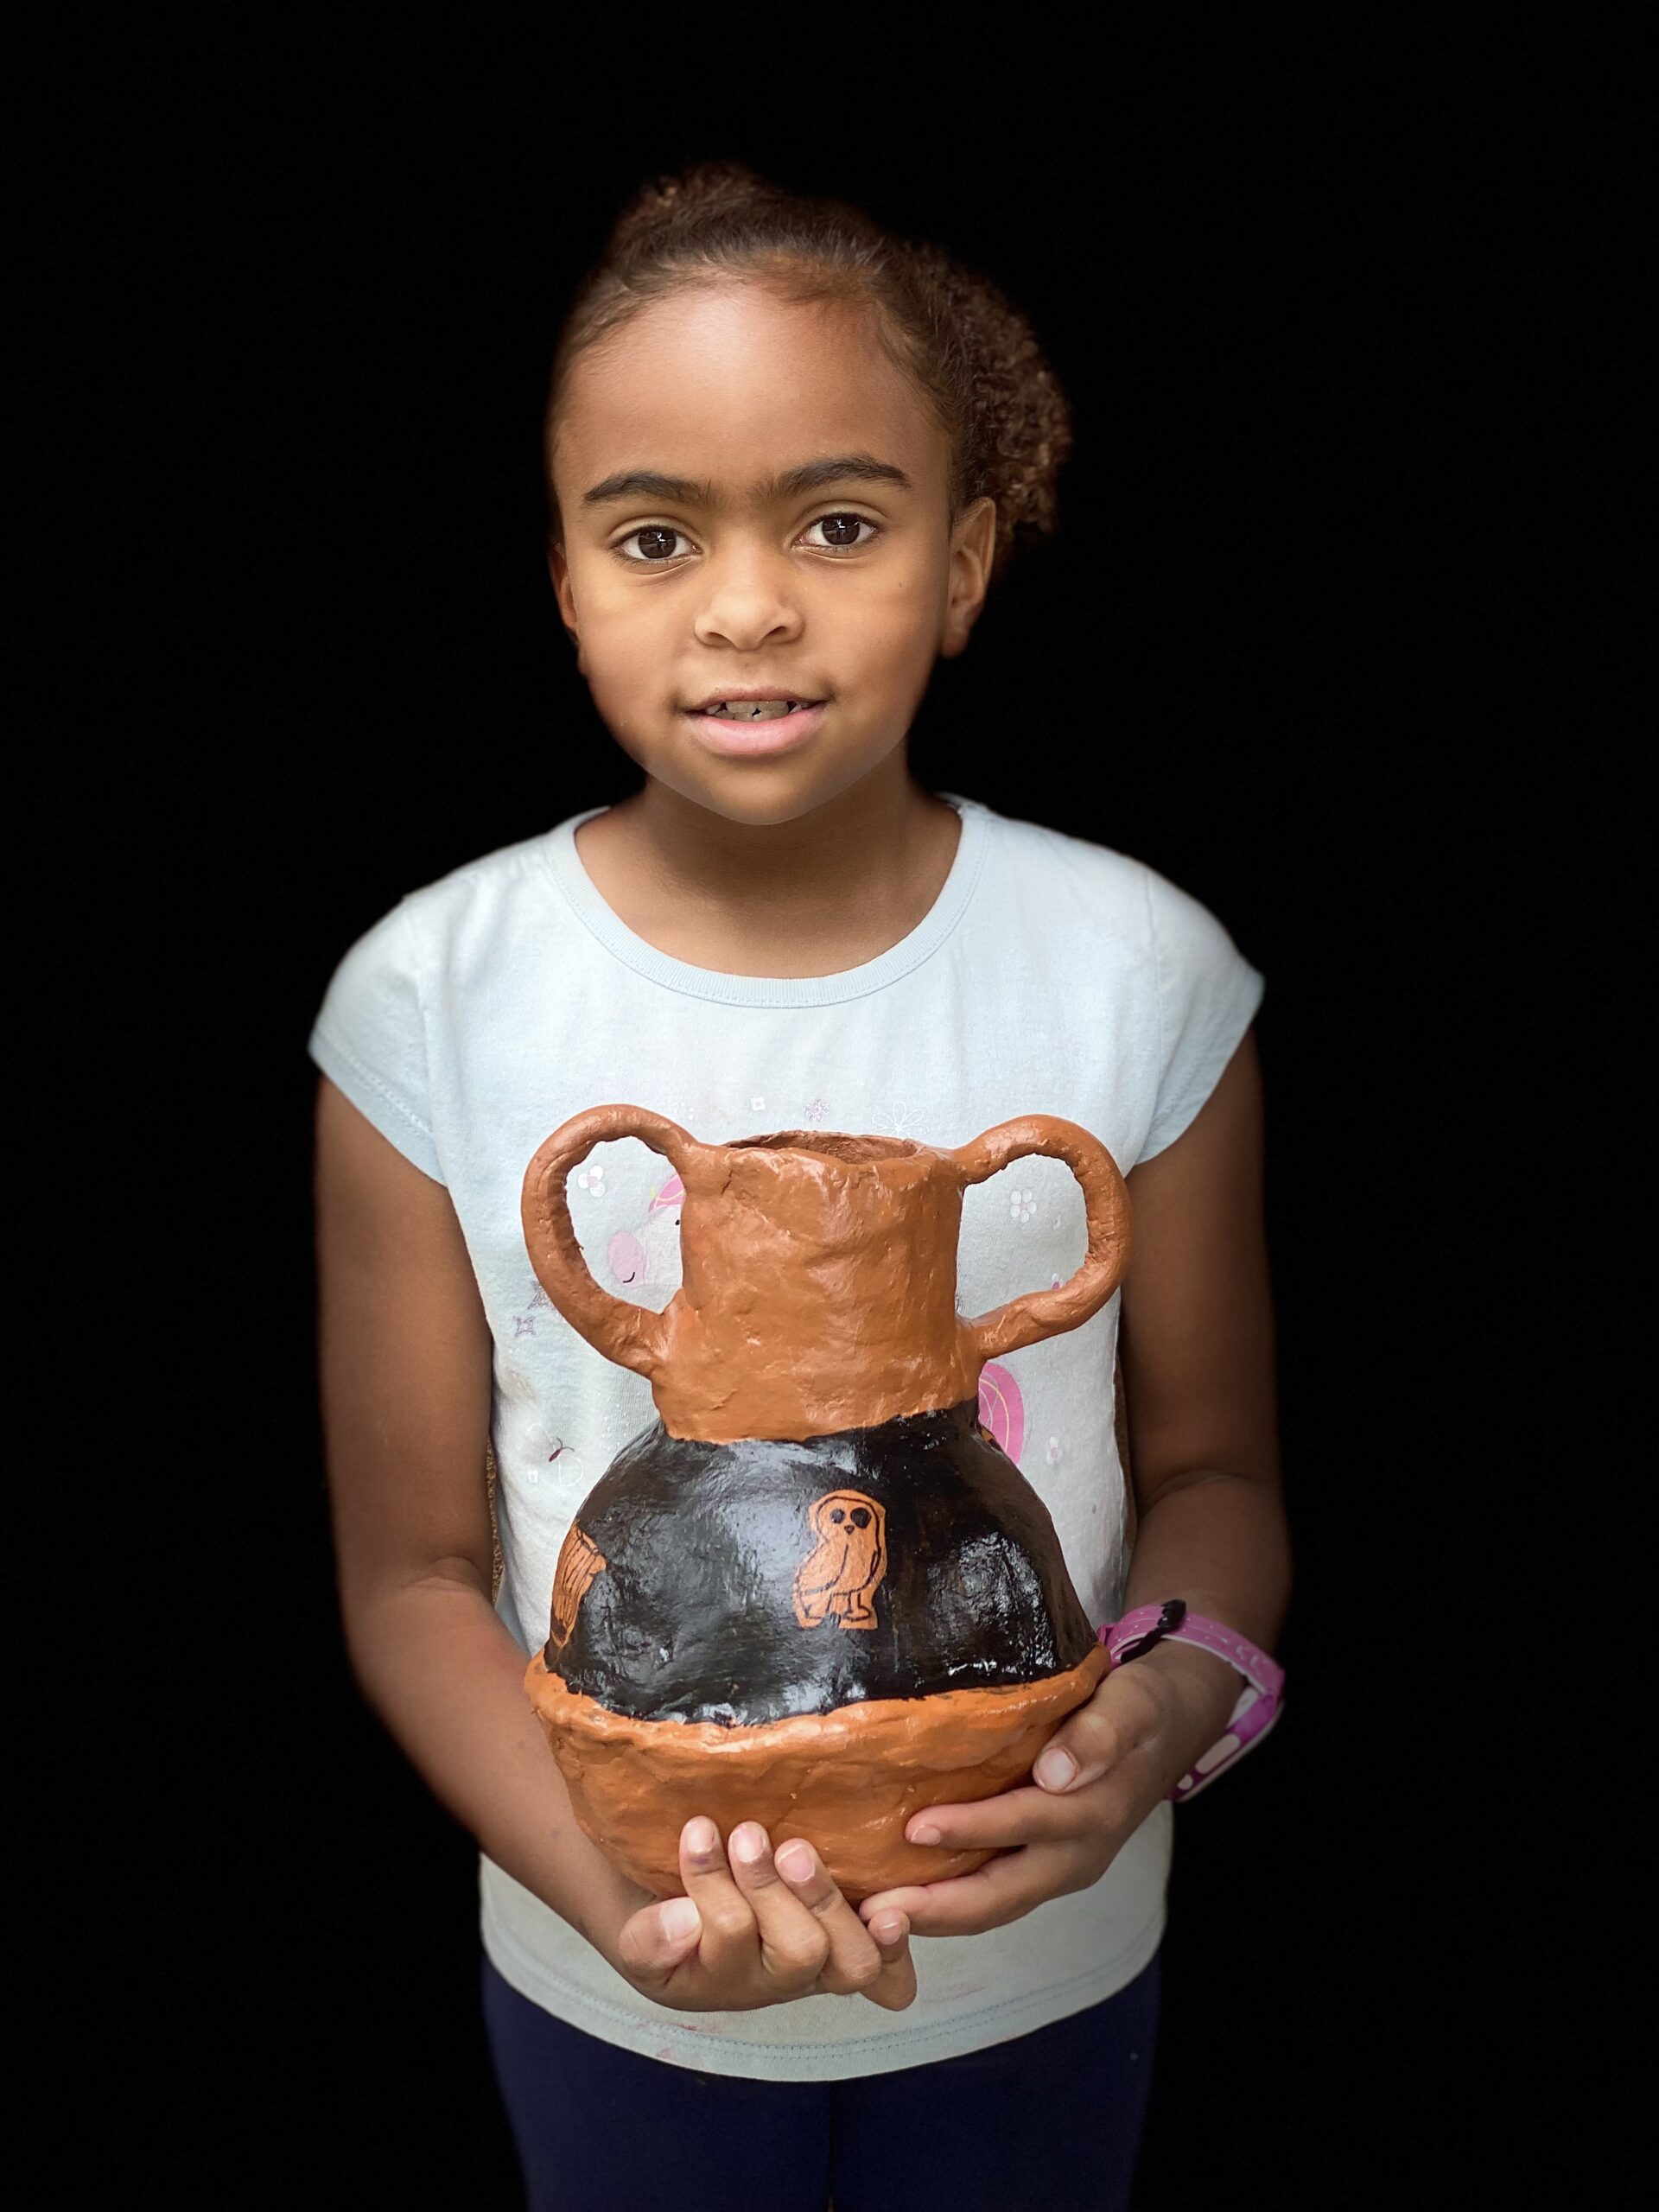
[772,454,911,499]
[582,454,912,509]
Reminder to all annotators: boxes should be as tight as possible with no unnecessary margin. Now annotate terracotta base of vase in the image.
[525,1643,1109,1904]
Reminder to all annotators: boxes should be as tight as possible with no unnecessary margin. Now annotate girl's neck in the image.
[573,756,963,980]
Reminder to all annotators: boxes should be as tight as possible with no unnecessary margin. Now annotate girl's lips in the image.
[681,702,827,758]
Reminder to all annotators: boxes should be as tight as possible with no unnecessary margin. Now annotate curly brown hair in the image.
[545,162,1071,575]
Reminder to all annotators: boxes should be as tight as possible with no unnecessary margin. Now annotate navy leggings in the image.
[481,1948,1160,2212]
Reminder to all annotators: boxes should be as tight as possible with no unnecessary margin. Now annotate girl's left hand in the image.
[856,1641,1241,1938]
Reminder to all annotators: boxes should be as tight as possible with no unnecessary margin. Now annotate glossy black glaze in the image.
[547,1397,1095,1726]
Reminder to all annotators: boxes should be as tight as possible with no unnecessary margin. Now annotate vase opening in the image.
[728,1131,923,1165]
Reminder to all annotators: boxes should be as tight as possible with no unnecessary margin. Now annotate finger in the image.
[726,1823,832,1995]
[1032,1675,1155,1792]
[858,1908,917,2012]
[772,1838,888,1998]
[677,1816,758,1979]
[614,1892,703,1990]
[902,1783,1089,1853]
[860,1849,1062,1937]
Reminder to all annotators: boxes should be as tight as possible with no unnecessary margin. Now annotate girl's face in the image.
[548,281,995,827]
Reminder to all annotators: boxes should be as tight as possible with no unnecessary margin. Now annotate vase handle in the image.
[520,1104,706,1381]
[946,1116,1133,1363]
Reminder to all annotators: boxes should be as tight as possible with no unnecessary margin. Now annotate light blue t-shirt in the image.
[308,790,1263,2082]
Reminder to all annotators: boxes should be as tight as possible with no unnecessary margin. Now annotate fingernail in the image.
[1035,1747,1078,1790]
[685,1817,719,1856]
[872,1912,907,1942]
[776,1841,814,1879]
[731,1825,765,1865]
[907,1821,941,1846]
[659,1897,699,1942]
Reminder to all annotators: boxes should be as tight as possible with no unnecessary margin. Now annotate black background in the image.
[66,18,1619,2206]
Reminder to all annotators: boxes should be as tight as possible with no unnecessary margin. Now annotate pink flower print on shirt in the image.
[576,1162,606,1194]
[1009,1187,1037,1224]
[976,1360,1027,1467]
[607,1173,685,1292]
[1046,1435,1064,1466]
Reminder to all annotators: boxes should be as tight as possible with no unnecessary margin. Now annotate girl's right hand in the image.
[609,1818,916,2013]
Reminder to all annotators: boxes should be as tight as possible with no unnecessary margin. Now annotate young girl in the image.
[311,163,1292,2212]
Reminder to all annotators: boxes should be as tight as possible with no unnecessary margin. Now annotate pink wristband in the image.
[1098,1602,1286,1802]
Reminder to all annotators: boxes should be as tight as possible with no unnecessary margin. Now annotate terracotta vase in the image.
[520,1106,1132,1903]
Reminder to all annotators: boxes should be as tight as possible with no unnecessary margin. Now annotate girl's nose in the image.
[692,550,804,652]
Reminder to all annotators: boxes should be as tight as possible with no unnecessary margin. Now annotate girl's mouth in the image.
[683,699,828,757]
[695,698,814,721]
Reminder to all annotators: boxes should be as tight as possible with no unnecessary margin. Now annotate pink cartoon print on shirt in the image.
[606,1173,684,1295]
[976,1359,1026,1466]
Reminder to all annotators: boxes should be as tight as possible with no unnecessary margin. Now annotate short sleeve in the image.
[1138,868,1265,1163]
[307,899,444,1182]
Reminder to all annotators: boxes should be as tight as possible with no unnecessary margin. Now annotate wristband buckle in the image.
[1098,1605,1285,1802]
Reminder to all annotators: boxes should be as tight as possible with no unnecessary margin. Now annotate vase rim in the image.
[726,1130,925,1166]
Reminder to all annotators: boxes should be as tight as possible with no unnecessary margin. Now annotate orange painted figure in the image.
[791,1491,887,1630]
[549,1526,606,1650]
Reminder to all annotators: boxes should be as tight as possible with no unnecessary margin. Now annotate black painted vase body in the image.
[552,1398,1097,1726]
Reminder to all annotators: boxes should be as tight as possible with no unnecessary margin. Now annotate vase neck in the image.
[656,1136,980,1443]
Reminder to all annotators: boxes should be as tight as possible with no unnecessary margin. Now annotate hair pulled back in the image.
[546,163,1070,574]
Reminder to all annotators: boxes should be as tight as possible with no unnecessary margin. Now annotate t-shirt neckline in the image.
[541,791,991,1007]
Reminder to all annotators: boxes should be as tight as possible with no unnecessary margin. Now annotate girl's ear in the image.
[940,497,997,660]
[547,542,582,652]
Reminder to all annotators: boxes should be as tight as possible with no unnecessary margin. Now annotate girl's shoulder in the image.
[310,823,568,1044]
[307,824,572,1177]
[325,822,574,979]
[971,800,1263,1160]
[967,798,1253,980]
[396,823,567,930]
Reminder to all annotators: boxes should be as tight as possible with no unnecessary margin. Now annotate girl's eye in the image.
[617,525,693,563]
[802,512,878,551]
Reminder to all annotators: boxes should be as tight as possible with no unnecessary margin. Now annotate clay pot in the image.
[521,1108,1131,1902]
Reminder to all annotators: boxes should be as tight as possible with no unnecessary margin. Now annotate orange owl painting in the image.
[791,1490,887,1630]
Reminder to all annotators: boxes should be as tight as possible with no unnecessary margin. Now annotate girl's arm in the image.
[858,1029,1293,1937]
[1109,1022,1291,1700]
[314,1077,914,2010]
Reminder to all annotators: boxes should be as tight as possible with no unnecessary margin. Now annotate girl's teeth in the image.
[709,700,796,720]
